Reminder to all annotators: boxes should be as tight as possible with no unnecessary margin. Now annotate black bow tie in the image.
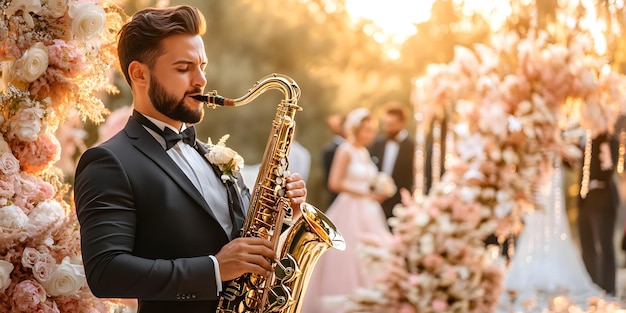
[162,126,196,150]
[132,110,197,150]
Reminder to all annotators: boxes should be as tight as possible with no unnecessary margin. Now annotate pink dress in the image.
[301,142,392,313]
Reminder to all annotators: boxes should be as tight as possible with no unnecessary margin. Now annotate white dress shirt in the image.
[381,129,408,176]
[142,114,228,295]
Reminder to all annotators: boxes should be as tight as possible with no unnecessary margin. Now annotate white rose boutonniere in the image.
[205,134,244,183]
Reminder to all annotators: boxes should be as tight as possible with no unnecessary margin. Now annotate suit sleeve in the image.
[74,146,220,301]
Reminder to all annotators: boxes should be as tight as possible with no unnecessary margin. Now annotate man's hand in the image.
[285,173,306,220]
[215,237,275,281]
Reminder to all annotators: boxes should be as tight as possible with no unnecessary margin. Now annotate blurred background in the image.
[80,0,626,215]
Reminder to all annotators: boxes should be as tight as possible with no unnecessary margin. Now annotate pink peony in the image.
[12,132,61,174]
[47,39,85,78]
[12,279,47,311]
[0,176,16,200]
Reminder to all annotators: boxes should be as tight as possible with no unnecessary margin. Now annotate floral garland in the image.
[345,29,626,313]
[0,0,125,312]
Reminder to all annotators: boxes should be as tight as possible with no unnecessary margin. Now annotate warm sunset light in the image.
[344,0,435,59]
[342,0,528,59]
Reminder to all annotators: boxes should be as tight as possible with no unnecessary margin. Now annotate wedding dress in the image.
[499,161,605,312]
[300,142,392,313]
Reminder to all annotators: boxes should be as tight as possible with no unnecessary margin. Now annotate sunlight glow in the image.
[344,0,435,59]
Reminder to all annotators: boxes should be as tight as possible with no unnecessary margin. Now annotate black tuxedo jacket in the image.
[369,134,415,221]
[74,117,250,313]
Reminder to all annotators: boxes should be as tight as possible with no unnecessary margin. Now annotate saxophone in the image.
[193,73,345,313]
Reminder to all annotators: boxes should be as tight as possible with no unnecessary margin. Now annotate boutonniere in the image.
[205,134,245,183]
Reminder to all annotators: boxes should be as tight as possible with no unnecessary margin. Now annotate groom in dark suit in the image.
[73,6,307,313]
[577,131,620,296]
[369,103,415,227]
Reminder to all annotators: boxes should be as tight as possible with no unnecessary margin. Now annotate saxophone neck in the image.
[197,73,301,109]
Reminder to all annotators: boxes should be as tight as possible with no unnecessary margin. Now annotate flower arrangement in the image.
[346,26,626,313]
[372,171,397,198]
[205,134,245,183]
[0,0,126,312]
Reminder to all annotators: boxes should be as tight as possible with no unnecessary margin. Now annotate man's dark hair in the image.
[117,5,206,87]
[385,102,409,122]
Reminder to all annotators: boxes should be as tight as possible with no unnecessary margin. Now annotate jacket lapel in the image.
[124,119,219,221]
[195,142,247,237]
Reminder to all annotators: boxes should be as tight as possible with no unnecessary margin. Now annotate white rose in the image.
[68,2,105,41]
[45,0,68,18]
[207,146,238,165]
[0,204,29,229]
[0,260,14,292]
[28,200,65,227]
[13,106,44,142]
[41,257,86,296]
[16,42,48,82]
[231,154,244,173]
[4,0,42,28]
[0,152,20,175]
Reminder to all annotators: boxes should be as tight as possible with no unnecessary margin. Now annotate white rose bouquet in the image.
[372,172,397,198]
[205,134,244,183]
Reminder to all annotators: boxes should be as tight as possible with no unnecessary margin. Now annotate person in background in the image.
[73,6,308,313]
[302,107,393,313]
[289,139,311,183]
[577,130,620,296]
[369,102,415,227]
[321,114,345,207]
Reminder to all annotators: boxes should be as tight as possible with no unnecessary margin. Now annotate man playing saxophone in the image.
[73,5,308,313]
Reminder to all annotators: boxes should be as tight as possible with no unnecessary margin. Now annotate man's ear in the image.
[128,61,149,88]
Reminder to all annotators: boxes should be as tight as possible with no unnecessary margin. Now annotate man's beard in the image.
[149,73,203,124]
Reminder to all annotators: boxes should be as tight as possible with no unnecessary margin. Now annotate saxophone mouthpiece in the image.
[191,94,234,107]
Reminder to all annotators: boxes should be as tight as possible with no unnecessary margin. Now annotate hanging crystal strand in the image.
[414,111,426,198]
[431,120,442,186]
[580,129,592,199]
[617,128,625,175]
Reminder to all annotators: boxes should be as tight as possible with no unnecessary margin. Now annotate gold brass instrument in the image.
[195,73,345,313]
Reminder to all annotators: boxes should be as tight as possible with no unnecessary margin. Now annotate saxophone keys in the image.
[273,254,299,283]
[265,285,292,312]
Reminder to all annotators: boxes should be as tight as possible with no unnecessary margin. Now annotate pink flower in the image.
[398,302,417,313]
[12,132,61,173]
[12,279,47,311]
[47,39,85,78]
[33,260,56,282]
[431,299,449,312]
[0,176,16,200]
[35,299,60,313]
[21,247,40,268]
[0,152,20,175]
[422,253,444,271]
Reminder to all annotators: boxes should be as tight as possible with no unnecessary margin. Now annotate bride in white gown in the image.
[500,159,605,312]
